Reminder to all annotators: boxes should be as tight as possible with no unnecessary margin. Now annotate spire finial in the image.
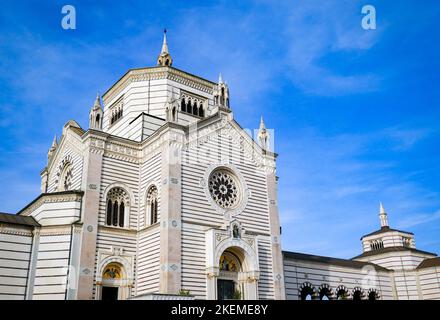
[50,135,58,150]
[379,202,389,228]
[260,116,266,129]
[258,116,269,150]
[161,28,169,54]
[157,29,173,66]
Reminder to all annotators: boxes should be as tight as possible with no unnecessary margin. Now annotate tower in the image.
[89,94,103,130]
[214,73,230,108]
[157,29,173,67]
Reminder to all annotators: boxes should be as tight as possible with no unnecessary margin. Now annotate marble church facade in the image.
[0,33,439,300]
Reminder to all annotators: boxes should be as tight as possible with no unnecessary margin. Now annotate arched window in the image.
[96,114,100,127]
[319,285,332,300]
[187,99,192,114]
[299,283,315,301]
[146,185,159,226]
[370,239,384,251]
[352,288,364,301]
[336,286,348,300]
[181,98,186,112]
[59,163,73,191]
[106,187,129,228]
[199,104,204,117]
[368,289,380,301]
[192,101,198,116]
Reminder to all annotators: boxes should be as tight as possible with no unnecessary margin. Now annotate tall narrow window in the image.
[146,185,159,226]
[199,104,204,117]
[193,101,198,116]
[106,200,112,225]
[181,99,186,112]
[187,99,192,114]
[105,187,129,228]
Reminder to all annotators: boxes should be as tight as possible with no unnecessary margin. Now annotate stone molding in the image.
[19,191,84,217]
[0,225,33,236]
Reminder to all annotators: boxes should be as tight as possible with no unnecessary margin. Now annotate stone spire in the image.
[47,135,58,162]
[258,116,269,151]
[214,73,230,108]
[157,29,173,67]
[379,202,389,228]
[89,93,103,130]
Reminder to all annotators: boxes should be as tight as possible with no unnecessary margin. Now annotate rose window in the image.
[208,170,240,209]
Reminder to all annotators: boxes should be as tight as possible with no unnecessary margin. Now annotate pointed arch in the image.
[181,98,186,112]
[144,184,159,227]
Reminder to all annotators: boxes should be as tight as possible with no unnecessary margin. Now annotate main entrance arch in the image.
[206,228,260,300]
[96,255,133,300]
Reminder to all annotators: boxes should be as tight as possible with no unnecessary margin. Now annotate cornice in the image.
[18,191,84,217]
[40,225,73,236]
[0,225,33,236]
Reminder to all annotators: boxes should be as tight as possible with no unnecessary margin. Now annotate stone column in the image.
[76,137,105,299]
[266,167,286,300]
[159,129,183,294]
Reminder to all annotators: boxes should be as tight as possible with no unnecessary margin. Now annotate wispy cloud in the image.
[396,210,440,229]
[282,0,383,95]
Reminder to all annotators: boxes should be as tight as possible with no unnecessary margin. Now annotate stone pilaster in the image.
[66,223,83,300]
[40,168,48,193]
[159,129,183,294]
[76,139,104,299]
[266,170,286,300]
[25,227,40,300]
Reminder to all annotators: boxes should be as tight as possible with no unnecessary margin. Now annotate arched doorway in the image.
[205,228,260,300]
[97,262,132,300]
[217,250,242,300]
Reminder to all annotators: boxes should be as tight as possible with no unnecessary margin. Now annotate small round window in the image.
[208,169,241,209]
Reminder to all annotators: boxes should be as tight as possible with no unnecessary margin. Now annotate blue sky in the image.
[0,0,439,258]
